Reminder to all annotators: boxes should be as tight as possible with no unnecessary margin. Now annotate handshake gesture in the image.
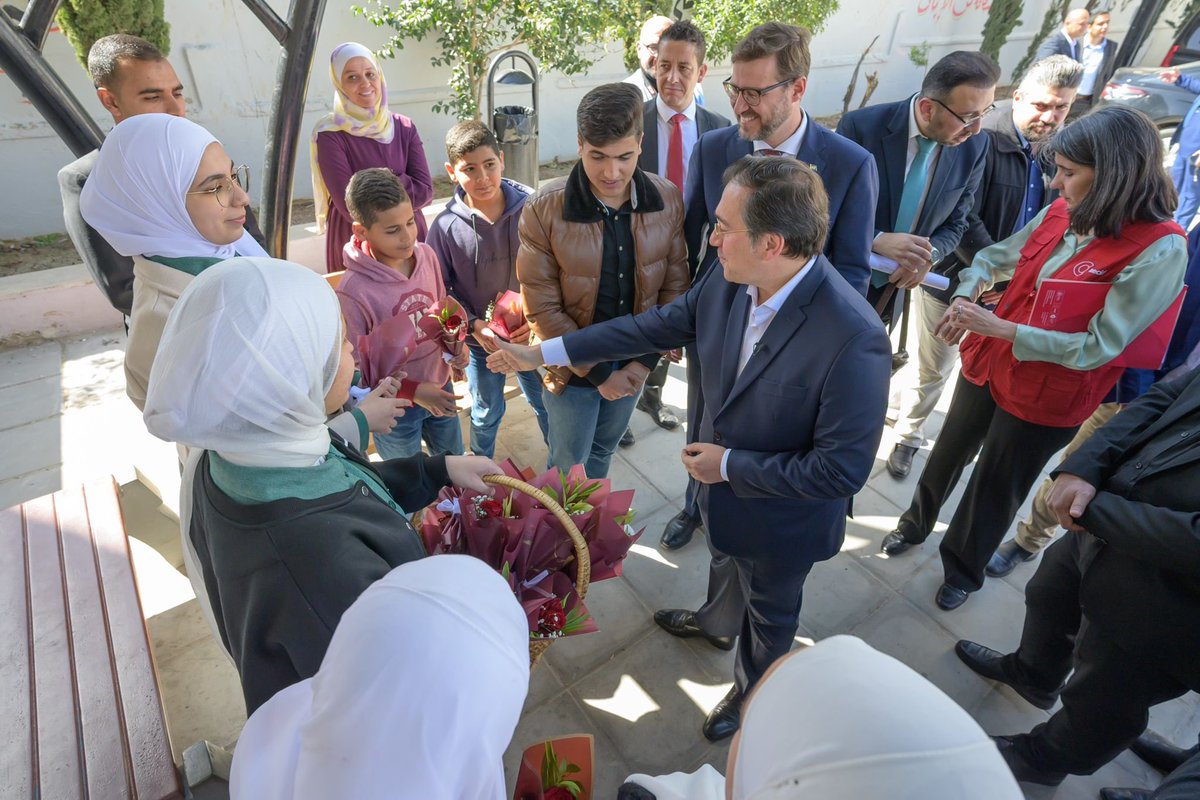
[485,339,648,400]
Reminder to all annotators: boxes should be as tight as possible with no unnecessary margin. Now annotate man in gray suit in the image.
[625,20,731,443]
[1035,8,1090,62]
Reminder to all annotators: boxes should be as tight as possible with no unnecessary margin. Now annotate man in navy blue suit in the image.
[488,158,892,741]
[662,21,879,553]
[1034,7,1090,62]
[837,50,996,480]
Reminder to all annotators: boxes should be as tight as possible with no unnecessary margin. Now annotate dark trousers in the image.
[638,357,670,410]
[1005,533,1191,776]
[896,374,1078,591]
[694,537,814,693]
[1156,750,1200,799]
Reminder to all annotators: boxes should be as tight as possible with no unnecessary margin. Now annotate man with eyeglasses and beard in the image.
[659,21,878,554]
[837,50,997,481]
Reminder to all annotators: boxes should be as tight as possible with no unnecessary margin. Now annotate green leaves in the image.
[56,0,171,69]
[540,740,583,797]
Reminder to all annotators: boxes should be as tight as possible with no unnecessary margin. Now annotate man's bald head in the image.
[636,15,675,73]
[1063,8,1091,38]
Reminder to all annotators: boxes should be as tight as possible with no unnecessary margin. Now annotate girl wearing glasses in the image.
[311,42,434,273]
[80,113,267,411]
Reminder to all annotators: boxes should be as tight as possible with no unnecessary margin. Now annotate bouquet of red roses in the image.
[415,296,467,362]
[484,289,527,342]
[419,460,643,641]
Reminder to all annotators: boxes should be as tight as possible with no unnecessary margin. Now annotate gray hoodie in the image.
[426,178,532,330]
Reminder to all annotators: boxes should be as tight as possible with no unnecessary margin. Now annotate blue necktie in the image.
[874,135,937,288]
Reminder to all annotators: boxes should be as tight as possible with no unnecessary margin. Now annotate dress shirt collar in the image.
[753,110,808,156]
[744,255,817,314]
[908,96,929,143]
[656,96,696,125]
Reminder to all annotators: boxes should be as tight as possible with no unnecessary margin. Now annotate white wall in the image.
[0,0,1187,239]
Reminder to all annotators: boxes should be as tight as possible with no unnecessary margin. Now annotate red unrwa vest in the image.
[959,199,1184,428]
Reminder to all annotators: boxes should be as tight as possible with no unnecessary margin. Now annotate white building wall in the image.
[0,0,1186,238]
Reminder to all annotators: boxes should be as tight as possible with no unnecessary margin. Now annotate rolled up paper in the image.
[869,253,951,291]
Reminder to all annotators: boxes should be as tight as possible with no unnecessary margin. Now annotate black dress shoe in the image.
[702,686,744,742]
[653,609,735,651]
[638,399,680,430]
[993,735,1067,786]
[881,529,919,556]
[619,427,635,448]
[1130,729,1200,773]
[660,509,700,551]
[936,582,969,610]
[1100,789,1154,800]
[617,782,658,800]
[986,539,1037,578]
[886,443,918,479]
[955,640,1059,710]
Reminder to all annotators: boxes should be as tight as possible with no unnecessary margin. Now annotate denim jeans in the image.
[372,380,465,459]
[542,381,639,478]
[464,343,548,457]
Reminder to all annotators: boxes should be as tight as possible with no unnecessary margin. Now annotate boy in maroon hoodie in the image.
[337,168,466,459]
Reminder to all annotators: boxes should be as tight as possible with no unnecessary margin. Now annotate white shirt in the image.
[753,111,809,157]
[1078,39,1107,95]
[655,96,699,185]
[540,257,817,483]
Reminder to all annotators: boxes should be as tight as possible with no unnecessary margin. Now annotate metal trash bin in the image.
[486,52,539,189]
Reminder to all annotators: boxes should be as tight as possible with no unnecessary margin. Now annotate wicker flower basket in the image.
[481,474,591,667]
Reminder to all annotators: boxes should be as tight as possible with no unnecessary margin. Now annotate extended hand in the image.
[874,232,933,280]
[681,442,727,484]
[356,377,411,434]
[1160,68,1181,84]
[486,338,543,374]
[445,455,502,494]
[507,321,532,345]
[598,368,643,401]
[450,347,470,370]
[472,320,500,354]
[936,298,1017,345]
[414,381,461,417]
[1045,472,1097,532]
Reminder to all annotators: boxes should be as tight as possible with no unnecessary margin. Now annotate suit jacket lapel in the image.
[881,101,912,228]
[796,117,827,176]
[916,142,958,233]
[640,104,659,173]
[719,287,751,401]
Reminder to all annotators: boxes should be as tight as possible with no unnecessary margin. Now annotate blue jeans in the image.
[542,381,638,479]
[372,380,465,459]
[464,343,548,457]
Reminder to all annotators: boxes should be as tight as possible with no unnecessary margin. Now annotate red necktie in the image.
[667,113,685,192]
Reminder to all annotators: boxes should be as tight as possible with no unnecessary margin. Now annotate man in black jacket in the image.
[59,34,264,317]
[954,366,1200,785]
[875,56,1083,498]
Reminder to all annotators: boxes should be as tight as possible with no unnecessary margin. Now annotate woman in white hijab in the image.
[229,555,529,800]
[623,635,1023,799]
[80,112,267,411]
[144,258,500,713]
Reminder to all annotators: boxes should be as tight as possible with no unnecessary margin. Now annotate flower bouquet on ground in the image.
[484,289,527,342]
[418,460,644,661]
[513,735,594,800]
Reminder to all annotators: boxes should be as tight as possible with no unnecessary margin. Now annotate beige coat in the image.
[126,255,192,411]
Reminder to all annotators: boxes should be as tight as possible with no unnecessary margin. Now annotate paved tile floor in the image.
[2,328,1196,799]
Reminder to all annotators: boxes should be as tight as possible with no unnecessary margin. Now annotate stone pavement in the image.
[1,329,1196,799]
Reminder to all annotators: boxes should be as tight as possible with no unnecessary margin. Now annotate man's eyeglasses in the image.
[186,165,250,208]
[712,221,751,237]
[722,76,796,107]
[926,97,995,129]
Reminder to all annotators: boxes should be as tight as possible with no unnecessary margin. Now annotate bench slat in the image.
[0,504,33,799]
[87,480,182,799]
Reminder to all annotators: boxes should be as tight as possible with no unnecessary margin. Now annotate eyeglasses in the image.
[639,42,659,53]
[712,221,751,237]
[927,97,995,129]
[722,76,796,107]
[185,165,250,208]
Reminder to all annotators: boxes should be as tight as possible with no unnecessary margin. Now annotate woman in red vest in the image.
[880,105,1187,610]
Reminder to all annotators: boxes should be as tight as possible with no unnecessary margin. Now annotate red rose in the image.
[445,314,464,329]
[538,598,566,633]
[544,788,575,800]
[479,498,504,517]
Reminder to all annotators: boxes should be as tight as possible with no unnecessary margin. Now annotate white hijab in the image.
[143,258,340,467]
[80,113,266,260]
[730,636,1023,799]
[229,555,530,800]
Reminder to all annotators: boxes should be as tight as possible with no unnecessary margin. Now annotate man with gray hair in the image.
[1036,7,1091,61]
[879,55,1083,501]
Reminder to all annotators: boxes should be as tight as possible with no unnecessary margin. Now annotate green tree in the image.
[979,0,1023,64]
[56,0,170,69]
[354,0,629,120]
[1012,0,1066,81]
[689,0,840,63]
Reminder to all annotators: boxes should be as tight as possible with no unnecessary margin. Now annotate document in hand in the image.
[1028,279,1188,369]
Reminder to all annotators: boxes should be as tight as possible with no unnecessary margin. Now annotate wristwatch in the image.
[929,246,942,265]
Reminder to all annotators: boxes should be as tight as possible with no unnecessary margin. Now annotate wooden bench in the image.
[0,479,183,799]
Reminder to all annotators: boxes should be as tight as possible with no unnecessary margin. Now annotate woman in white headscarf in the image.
[623,635,1023,799]
[311,41,434,272]
[80,113,268,411]
[144,258,500,713]
[229,555,529,800]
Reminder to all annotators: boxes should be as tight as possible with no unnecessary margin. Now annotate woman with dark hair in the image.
[880,105,1187,610]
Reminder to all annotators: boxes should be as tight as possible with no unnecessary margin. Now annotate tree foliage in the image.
[354,0,628,120]
[979,0,1023,65]
[56,0,170,69]
[1012,0,1066,81]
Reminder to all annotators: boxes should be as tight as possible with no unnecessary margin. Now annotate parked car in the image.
[1097,60,1200,145]
[1162,14,1200,67]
